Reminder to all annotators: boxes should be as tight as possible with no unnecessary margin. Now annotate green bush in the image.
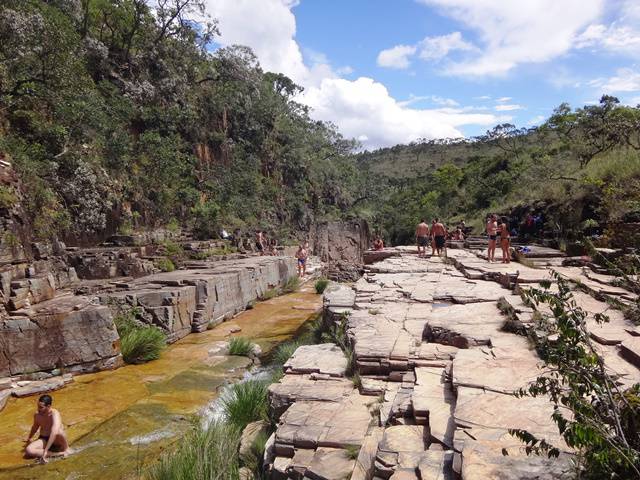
[155,257,175,272]
[119,326,166,364]
[221,380,269,429]
[161,240,184,258]
[0,186,17,209]
[281,276,300,294]
[146,420,241,480]
[228,337,253,356]
[315,278,329,294]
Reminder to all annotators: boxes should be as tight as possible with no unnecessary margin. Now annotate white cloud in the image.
[417,32,475,61]
[417,0,604,76]
[377,32,474,70]
[600,68,640,92]
[494,104,524,111]
[576,23,640,53]
[495,96,512,103]
[204,0,504,148]
[303,77,502,148]
[376,45,417,69]
[474,95,491,100]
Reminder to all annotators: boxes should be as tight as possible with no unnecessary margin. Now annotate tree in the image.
[510,273,640,479]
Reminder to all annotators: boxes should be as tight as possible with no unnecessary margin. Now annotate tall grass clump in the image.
[114,310,166,364]
[315,277,329,294]
[281,276,301,293]
[221,380,269,429]
[272,340,301,366]
[146,420,241,480]
[120,327,166,364]
[228,336,253,356]
[260,288,278,300]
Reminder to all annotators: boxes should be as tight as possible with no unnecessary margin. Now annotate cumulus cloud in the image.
[494,104,523,111]
[575,0,640,55]
[377,45,417,69]
[377,32,474,70]
[495,96,512,103]
[417,0,604,76]
[303,77,502,148]
[417,32,475,61]
[599,68,640,92]
[203,0,504,148]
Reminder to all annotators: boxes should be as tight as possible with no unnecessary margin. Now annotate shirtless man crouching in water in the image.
[415,219,430,258]
[24,394,69,463]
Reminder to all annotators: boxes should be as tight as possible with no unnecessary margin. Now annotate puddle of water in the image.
[0,285,321,480]
[432,302,452,308]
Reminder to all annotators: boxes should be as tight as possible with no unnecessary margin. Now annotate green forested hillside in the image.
[0,0,362,243]
[356,110,640,245]
[1,0,639,248]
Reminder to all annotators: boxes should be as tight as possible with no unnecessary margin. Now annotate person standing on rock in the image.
[415,219,430,258]
[255,230,266,255]
[432,218,447,257]
[499,216,511,263]
[24,394,69,463]
[486,214,498,262]
[295,243,308,277]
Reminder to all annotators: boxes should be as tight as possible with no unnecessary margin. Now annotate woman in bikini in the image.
[486,214,498,262]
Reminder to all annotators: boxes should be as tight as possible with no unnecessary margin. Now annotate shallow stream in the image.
[0,284,321,479]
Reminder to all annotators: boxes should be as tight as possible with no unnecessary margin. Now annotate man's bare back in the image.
[415,222,429,237]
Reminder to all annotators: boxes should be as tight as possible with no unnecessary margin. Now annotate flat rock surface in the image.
[452,347,541,393]
[284,343,347,377]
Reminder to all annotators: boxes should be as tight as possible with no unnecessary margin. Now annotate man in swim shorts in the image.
[295,243,308,277]
[415,219,430,258]
[432,218,447,257]
[24,394,69,463]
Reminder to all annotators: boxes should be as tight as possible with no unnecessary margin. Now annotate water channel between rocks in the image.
[0,284,322,480]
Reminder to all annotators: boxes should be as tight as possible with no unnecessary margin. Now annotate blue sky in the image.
[204,0,640,149]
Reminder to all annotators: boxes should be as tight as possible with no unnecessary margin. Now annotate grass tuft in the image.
[146,420,241,480]
[344,444,361,460]
[272,340,300,366]
[315,278,329,294]
[155,257,175,272]
[114,311,166,364]
[281,276,301,294]
[260,288,278,301]
[229,337,253,356]
[221,380,270,429]
[119,327,166,364]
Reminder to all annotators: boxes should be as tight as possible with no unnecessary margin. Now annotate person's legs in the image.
[24,438,45,458]
[302,260,307,276]
[487,239,495,261]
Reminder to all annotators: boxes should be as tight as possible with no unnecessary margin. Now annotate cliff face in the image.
[309,219,370,281]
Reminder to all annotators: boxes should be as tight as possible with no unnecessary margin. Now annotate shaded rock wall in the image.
[309,219,370,264]
[0,298,121,377]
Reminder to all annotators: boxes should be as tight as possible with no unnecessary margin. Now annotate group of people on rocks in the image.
[415,218,448,257]
[370,215,513,264]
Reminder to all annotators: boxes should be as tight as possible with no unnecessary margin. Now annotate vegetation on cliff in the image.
[1,1,639,248]
[0,0,360,243]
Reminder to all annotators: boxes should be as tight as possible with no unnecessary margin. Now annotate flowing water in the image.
[0,284,321,480]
